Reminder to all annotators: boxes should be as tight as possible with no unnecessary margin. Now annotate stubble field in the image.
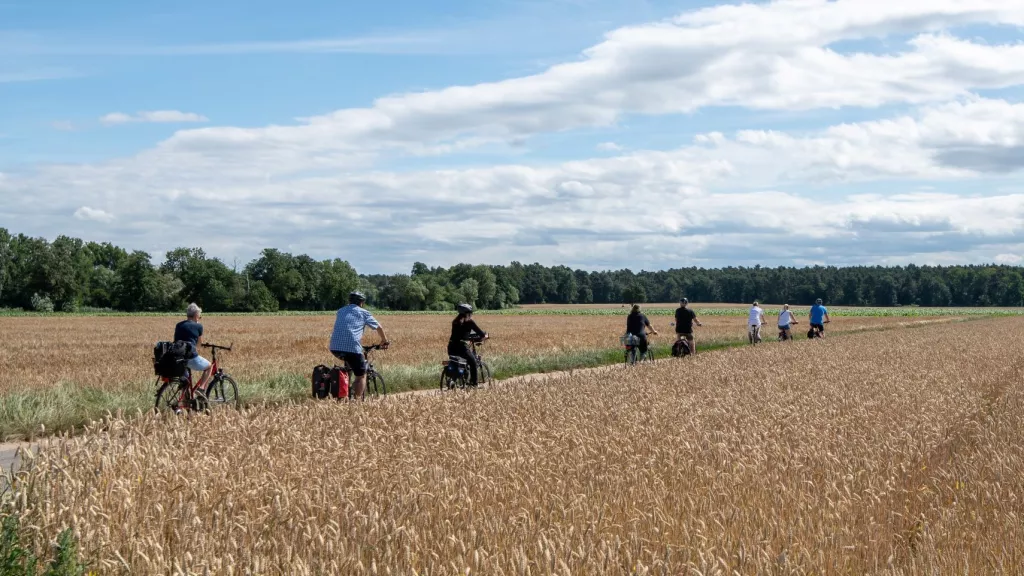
[4,317,1023,573]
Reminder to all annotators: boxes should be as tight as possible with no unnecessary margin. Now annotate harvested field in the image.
[4,318,1023,573]
[0,313,956,394]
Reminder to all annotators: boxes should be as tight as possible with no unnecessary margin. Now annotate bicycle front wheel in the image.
[155,379,188,413]
[478,361,492,385]
[366,372,386,397]
[205,374,239,410]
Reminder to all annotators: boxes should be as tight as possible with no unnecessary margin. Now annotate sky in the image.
[2,0,1024,274]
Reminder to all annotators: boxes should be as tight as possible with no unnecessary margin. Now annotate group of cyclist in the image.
[172,294,827,401]
[626,298,832,354]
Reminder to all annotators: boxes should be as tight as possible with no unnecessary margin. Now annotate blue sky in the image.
[2,0,1024,273]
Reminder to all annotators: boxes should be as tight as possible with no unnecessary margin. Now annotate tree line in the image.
[1,227,1022,312]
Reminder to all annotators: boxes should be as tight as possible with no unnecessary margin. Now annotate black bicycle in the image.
[622,333,655,365]
[155,343,239,413]
[807,320,830,339]
[439,336,492,391]
[344,344,387,398]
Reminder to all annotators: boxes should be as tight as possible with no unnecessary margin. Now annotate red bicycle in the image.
[155,343,239,413]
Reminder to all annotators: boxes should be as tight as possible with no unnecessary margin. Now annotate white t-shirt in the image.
[778,310,793,327]
[748,306,763,326]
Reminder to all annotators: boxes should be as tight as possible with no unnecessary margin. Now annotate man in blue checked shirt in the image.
[330,292,390,399]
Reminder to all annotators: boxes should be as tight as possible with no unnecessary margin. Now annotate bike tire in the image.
[366,372,386,397]
[643,349,655,362]
[478,361,492,385]
[155,379,188,413]
[205,374,239,410]
[625,347,637,366]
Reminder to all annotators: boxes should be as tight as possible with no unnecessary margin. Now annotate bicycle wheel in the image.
[155,379,188,413]
[205,374,239,410]
[624,347,637,365]
[366,372,386,397]
[643,348,655,362]
[478,361,492,385]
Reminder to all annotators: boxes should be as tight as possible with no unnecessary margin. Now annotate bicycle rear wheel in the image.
[366,372,386,397]
[625,347,637,365]
[205,374,239,410]
[155,379,188,413]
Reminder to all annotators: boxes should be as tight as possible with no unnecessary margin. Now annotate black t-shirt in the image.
[450,317,485,343]
[174,320,203,346]
[626,312,650,336]
[675,307,697,332]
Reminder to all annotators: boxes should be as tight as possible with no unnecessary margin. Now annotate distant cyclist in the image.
[330,292,390,399]
[674,298,702,354]
[626,304,658,358]
[174,303,212,389]
[809,298,831,337]
[777,303,798,340]
[448,303,488,387]
[747,301,766,343]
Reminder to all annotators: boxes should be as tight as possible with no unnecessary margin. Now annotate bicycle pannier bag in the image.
[330,366,349,399]
[671,340,690,357]
[153,341,188,378]
[312,364,332,399]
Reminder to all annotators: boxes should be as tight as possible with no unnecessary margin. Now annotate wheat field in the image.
[0,313,954,394]
[4,317,1022,574]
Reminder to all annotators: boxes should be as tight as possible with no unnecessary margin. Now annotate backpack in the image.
[153,341,189,378]
[312,365,349,400]
[671,340,691,358]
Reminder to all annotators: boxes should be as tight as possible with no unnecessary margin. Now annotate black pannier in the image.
[153,341,192,378]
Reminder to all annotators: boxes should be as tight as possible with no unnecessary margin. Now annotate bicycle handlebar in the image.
[201,342,233,352]
[363,343,389,352]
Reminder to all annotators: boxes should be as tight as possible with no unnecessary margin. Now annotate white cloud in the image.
[100,110,209,125]
[4,1,1024,270]
[597,142,622,152]
[72,207,115,223]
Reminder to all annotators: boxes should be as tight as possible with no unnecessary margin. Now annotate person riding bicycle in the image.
[809,298,830,337]
[747,301,766,342]
[330,292,390,399]
[777,303,798,340]
[626,304,658,358]
[674,298,702,354]
[448,303,488,387]
[174,303,212,390]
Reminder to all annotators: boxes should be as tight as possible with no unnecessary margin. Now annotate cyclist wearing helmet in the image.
[330,292,389,399]
[449,303,487,386]
[809,298,830,337]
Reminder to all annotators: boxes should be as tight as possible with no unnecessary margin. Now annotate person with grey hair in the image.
[777,303,798,341]
[174,303,212,389]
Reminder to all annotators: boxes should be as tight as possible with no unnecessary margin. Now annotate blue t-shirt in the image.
[174,320,203,346]
[329,305,381,354]
[810,305,827,324]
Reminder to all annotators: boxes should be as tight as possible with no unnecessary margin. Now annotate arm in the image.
[695,313,702,327]
[375,325,389,345]
[646,317,658,335]
[468,319,488,339]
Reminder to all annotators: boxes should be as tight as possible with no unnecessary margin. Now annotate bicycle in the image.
[808,320,830,339]
[439,336,491,391]
[748,323,765,345]
[622,333,655,365]
[155,343,238,414]
[344,344,387,398]
[778,321,798,342]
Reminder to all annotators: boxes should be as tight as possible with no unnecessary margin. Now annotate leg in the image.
[638,335,649,359]
[187,355,212,388]
[341,352,368,399]
[687,334,695,355]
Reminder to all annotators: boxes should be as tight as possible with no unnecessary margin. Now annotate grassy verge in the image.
[0,317,973,442]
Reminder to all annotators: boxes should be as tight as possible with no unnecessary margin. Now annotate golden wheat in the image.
[5,317,1021,574]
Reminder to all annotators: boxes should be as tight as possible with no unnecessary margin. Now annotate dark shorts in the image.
[331,351,367,377]
[779,324,791,331]
[676,331,694,340]
[811,323,825,332]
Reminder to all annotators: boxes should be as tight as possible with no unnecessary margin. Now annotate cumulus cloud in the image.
[597,142,623,152]
[4,0,1024,270]
[100,111,209,125]
[73,206,115,223]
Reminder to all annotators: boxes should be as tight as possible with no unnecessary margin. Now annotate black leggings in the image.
[631,334,649,356]
[447,342,479,385]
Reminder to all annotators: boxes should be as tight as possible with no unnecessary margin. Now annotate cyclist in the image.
[809,298,830,337]
[777,303,798,340]
[674,298,702,354]
[626,304,658,358]
[448,303,488,387]
[747,301,766,343]
[330,292,390,399]
[174,303,212,390]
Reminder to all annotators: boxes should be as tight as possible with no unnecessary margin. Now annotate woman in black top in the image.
[625,304,658,357]
[448,303,488,386]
